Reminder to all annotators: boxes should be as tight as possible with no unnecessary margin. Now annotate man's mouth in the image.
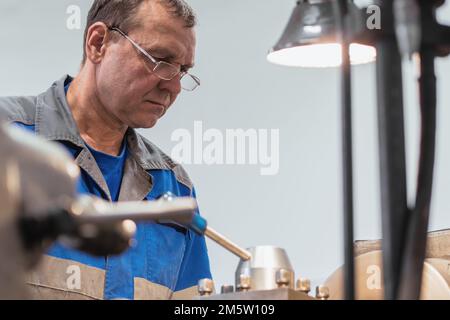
[144,100,167,117]
[145,100,166,108]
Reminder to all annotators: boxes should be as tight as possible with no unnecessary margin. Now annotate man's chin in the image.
[129,117,159,130]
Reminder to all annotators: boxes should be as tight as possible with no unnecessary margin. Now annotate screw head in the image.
[198,278,214,296]
[315,285,330,300]
[296,278,311,293]
[275,269,291,288]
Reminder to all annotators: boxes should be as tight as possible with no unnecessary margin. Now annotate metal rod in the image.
[204,226,252,261]
[374,0,409,300]
[398,28,437,299]
[72,196,197,225]
[334,0,355,300]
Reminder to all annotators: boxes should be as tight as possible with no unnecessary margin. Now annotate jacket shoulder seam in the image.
[0,95,38,125]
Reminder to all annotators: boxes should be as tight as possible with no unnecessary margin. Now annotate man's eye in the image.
[152,56,168,63]
[138,51,159,62]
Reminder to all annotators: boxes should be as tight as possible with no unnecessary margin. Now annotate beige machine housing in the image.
[324,229,450,299]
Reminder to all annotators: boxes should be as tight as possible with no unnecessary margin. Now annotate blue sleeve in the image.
[174,187,213,291]
[12,122,36,133]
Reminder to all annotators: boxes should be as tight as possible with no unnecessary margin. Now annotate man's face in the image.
[95,1,196,129]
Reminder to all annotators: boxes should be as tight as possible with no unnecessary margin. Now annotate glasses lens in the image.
[181,74,200,91]
[153,62,180,80]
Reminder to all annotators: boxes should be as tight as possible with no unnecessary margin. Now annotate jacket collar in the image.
[35,75,84,147]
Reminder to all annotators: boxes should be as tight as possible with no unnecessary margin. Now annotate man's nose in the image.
[158,76,182,95]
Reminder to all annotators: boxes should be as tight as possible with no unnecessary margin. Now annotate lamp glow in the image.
[267,43,376,68]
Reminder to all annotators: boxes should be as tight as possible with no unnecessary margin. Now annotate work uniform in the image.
[0,75,212,300]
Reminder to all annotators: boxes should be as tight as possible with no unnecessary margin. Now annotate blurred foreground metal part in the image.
[0,123,199,299]
[72,194,197,225]
[0,124,80,299]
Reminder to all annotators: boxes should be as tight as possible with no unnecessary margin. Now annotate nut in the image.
[237,274,251,292]
[220,285,234,294]
[316,285,330,300]
[198,278,214,296]
[275,269,291,288]
[296,278,311,294]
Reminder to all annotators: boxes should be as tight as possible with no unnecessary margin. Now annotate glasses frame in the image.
[108,26,200,91]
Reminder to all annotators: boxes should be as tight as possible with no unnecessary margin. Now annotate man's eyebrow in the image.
[143,46,176,59]
[182,62,195,71]
[143,46,194,70]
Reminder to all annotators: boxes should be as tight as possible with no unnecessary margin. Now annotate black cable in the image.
[398,46,437,299]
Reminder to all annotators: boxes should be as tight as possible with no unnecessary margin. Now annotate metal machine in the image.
[195,238,450,300]
[196,246,317,301]
[324,229,450,299]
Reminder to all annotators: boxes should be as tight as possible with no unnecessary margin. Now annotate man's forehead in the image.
[138,24,196,67]
[135,1,196,46]
[140,28,195,64]
[133,4,196,66]
[146,21,196,46]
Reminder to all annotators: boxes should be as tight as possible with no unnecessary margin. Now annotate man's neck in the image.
[66,71,128,156]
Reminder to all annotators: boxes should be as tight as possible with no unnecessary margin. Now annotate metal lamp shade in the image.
[267,0,376,68]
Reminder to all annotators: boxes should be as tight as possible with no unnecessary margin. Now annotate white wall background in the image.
[1,0,450,291]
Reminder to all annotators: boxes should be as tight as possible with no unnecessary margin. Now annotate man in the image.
[0,0,211,300]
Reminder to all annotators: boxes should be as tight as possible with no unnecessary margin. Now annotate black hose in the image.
[398,47,437,300]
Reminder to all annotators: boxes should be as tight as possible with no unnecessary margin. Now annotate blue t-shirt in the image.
[85,143,127,201]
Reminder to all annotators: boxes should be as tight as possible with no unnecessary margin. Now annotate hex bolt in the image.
[275,269,291,288]
[315,285,330,300]
[296,278,311,294]
[220,285,235,294]
[198,278,214,296]
[237,274,251,292]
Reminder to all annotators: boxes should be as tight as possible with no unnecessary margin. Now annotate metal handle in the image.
[204,226,251,261]
[70,196,197,225]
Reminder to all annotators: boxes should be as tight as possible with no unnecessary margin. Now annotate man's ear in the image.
[85,22,110,64]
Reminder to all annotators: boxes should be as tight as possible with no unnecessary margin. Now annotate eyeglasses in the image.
[109,27,200,92]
